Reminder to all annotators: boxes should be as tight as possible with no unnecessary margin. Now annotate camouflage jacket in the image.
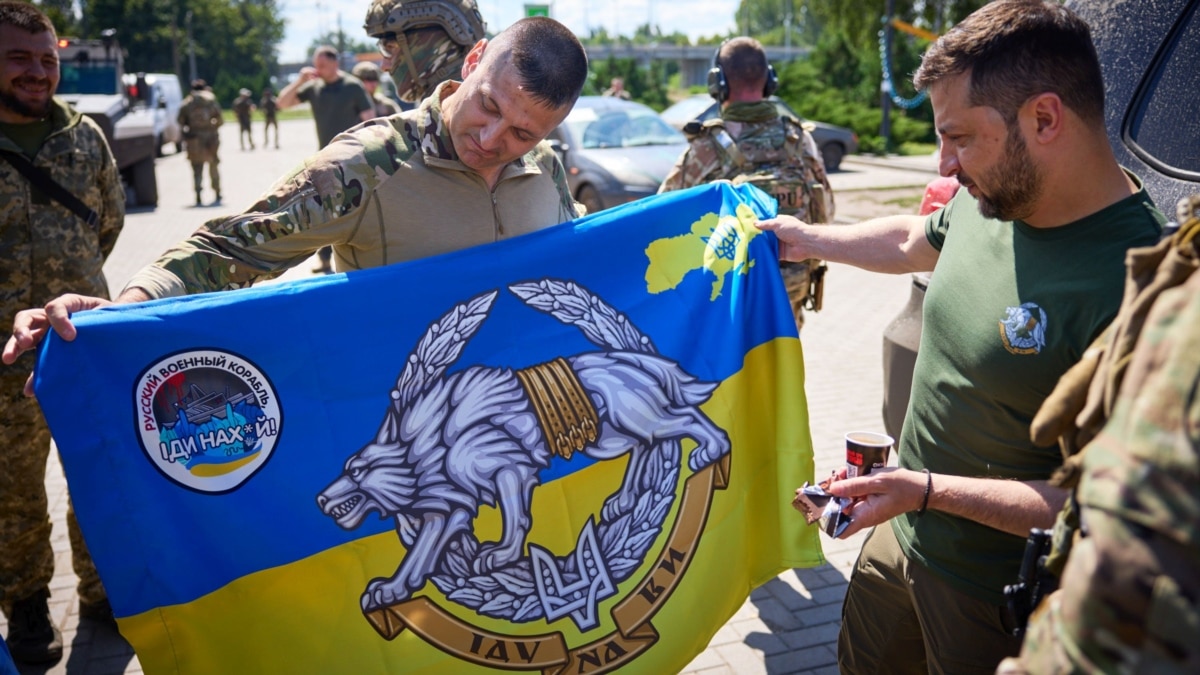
[370,93,402,119]
[0,98,125,372]
[232,95,255,123]
[658,100,834,223]
[126,80,582,298]
[178,91,223,138]
[999,198,1200,674]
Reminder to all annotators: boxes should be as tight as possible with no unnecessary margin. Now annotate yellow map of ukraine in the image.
[644,203,763,300]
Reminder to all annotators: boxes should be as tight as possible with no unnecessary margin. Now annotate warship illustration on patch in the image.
[316,278,735,673]
[134,348,282,493]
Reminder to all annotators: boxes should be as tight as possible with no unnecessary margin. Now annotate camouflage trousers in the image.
[0,370,104,617]
[780,259,825,332]
[185,133,221,194]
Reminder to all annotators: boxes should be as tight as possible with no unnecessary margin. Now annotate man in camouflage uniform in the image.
[260,86,279,149]
[6,15,587,356]
[367,0,487,107]
[996,194,1200,673]
[0,1,124,664]
[658,36,833,331]
[232,87,256,150]
[352,61,402,118]
[178,79,223,206]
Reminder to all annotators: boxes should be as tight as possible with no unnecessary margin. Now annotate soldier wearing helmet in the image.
[351,61,402,117]
[363,0,486,104]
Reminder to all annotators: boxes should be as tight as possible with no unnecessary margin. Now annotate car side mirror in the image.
[157,98,168,109]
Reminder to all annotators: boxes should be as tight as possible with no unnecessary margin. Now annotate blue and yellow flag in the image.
[35,183,822,674]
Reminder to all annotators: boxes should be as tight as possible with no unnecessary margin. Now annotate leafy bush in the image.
[773,32,933,154]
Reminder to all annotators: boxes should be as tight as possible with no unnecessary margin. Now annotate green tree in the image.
[305,30,373,57]
[78,0,285,104]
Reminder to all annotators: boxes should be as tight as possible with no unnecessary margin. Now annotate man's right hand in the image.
[3,294,114,397]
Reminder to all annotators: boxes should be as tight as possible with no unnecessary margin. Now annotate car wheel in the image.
[821,143,845,172]
[577,185,604,215]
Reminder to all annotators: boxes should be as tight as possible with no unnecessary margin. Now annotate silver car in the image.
[546,96,689,215]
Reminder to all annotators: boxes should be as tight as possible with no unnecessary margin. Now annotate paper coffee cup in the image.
[845,431,894,478]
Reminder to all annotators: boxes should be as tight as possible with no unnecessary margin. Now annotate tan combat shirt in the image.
[128,81,583,298]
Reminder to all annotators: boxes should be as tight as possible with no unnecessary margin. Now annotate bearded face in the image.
[959,124,1045,221]
[0,26,60,122]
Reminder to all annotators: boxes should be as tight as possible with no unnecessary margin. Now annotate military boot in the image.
[6,588,63,664]
[195,189,203,206]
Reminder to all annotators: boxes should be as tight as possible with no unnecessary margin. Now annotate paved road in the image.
[2,119,937,674]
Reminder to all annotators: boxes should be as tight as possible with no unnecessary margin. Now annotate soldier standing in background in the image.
[352,61,401,117]
[602,76,631,100]
[177,79,223,206]
[260,85,279,149]
[276,44,374,274]
[232,87,256,151]
[997,195,1200,674]
[659,36,833,331]
[0,1,125,664]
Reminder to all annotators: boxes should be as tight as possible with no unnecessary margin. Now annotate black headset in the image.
[707,41,779,103]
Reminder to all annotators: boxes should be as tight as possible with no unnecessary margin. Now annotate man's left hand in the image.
[825,467,929,538]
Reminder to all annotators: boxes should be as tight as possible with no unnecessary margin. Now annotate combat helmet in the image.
[363,0,486,103]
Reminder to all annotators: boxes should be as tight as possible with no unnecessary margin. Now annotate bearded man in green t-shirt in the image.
[758,1,1165,673]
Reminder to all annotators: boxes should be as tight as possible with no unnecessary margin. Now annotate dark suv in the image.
[881,0,1200,441]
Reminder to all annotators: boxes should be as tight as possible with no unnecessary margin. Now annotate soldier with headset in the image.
[659,36,834,331]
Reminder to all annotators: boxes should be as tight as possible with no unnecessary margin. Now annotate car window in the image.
[565,107,686,149]
[1125,3,1200,175]
[661,96,717,126]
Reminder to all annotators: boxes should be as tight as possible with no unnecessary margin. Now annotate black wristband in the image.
[916,468,932,516]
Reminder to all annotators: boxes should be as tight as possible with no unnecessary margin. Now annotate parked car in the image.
[880,0,1200,442]
[659,93,859,172]
[123,72,183,156]
[546,96,689,215]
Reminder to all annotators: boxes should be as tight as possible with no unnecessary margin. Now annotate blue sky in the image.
[278,0,740,62]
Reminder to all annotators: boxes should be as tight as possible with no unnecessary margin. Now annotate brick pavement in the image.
[1,128,933,673]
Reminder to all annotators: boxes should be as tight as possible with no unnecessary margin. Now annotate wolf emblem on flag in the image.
[318,278,731,651]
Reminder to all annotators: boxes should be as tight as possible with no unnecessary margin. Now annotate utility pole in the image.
[186,9,197,83]
[879,0,895,154]
[170,11,181,81]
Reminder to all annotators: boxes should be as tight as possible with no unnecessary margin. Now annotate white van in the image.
[125,73,183,155]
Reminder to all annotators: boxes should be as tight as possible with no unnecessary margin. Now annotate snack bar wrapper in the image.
[792,480,853,538]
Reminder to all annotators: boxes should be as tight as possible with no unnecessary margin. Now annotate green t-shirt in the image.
[298,73,373,148]
[892,175,1165,604]
[0,117,54,158]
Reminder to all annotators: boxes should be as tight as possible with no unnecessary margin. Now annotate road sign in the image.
[524,4,550,17]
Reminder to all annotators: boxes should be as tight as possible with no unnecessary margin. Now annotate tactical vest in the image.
[699,116,830,224]
[183,96,220,136]
[698,116,831,313]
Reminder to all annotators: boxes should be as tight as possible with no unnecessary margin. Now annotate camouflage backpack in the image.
[182,93,221,137]
[698,115,830,224]
[699,115,831,313]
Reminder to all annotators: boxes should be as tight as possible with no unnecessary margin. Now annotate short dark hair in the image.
[489,17,586,110]
[913,0,1105,126]
[718,37,768,89]
[191,78,208,91]
[314,45,339,61]
[0,0,55,33]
